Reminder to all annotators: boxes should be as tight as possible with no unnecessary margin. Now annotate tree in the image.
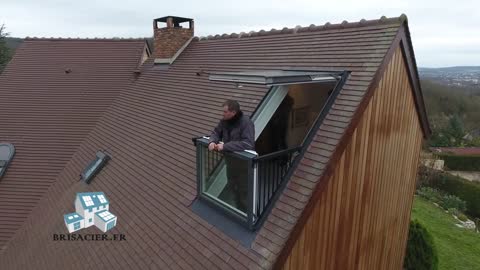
[428,114,467,147]
[0,24,11,73]
[447,114,465,142]
[404,220,438,270]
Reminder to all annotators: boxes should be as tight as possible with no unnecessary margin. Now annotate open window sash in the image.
[202,85,289,215]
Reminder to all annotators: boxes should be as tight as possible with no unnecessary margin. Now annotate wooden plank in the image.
[281,45,424,270]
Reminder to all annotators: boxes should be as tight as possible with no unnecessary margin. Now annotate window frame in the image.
[195,147,257,228]
[0,143,15,179]
[208,70,340,85]
[252,70,350,230]
[81,151,110,184]
[193,70,350,231]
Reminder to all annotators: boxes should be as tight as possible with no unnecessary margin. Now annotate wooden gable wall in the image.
[281,46,424,270]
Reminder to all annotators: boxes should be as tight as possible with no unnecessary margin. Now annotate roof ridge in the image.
[24,37,147,42]
[195,14,407,41]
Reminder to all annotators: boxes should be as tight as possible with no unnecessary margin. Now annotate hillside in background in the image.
[422,80,480,130]
[5,37,23,50]
[420,67,480,147]
[420,66,480,88]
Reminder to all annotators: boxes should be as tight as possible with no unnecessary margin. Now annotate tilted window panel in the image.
[81,151,111,184]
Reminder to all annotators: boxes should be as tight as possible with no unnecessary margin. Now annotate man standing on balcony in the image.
[208,100,255,212]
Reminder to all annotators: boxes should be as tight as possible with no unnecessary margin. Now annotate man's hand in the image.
[208,142,217,151]
[216,143,224,151]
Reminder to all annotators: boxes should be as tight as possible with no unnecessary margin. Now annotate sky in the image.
[1,0,479,67]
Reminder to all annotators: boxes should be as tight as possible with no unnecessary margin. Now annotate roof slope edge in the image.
[272,22,412,268]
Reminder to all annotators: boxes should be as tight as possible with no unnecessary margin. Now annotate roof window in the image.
[0,143,15,179]
[81,151,110,184]
[208,70,341,86]
[192,70,349,232]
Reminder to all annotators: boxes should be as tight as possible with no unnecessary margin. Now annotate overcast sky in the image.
[1,0,479,67]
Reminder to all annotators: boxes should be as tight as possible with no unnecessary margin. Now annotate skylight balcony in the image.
[193,70,348,230]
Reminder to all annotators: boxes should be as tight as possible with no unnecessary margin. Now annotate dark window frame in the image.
[81,151,111,184]
[192,70,350,232]
[0,143,15,179]
[208,70,341,86]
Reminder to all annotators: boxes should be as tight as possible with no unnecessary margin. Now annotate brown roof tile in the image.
[0,39,146,250]
[0,15,429,269]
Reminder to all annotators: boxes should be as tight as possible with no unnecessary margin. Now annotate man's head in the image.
[222,100,240,120]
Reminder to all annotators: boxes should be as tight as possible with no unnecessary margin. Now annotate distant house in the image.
[1,14,430,270]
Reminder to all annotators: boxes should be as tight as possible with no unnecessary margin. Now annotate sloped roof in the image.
[0,39,146,250]
[0,15,429,269]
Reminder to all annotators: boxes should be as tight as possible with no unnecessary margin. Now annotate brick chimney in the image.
[153,16,194,65]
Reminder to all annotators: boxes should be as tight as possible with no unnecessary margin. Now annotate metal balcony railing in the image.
[193,137,301,230]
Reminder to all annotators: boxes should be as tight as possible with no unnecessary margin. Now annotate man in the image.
[208,100,255,212]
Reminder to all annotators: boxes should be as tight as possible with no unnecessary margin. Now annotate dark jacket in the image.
[209,110,255,152]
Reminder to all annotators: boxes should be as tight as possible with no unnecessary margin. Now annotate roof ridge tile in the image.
[196,15,406,41]
[24,37,147,42]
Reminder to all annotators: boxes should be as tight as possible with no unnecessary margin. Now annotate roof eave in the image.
[398,20,432,138]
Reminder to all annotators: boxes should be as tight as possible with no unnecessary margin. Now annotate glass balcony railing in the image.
[193,136,301,230]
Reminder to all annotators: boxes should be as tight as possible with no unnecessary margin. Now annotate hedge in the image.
[433,175,480,218]
[404,220,438,270]
[418,166,480,218]
[438,154,480,171]
[416,187,467,212]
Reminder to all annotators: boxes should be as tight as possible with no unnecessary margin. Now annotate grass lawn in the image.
[411,196,480,270]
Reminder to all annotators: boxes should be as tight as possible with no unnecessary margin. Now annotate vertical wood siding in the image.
[282,46,423,270]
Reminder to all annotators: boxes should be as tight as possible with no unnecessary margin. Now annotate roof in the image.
[95,210,116,222]
[64,213,84,224]
[0,15,430,269]
[77,192,109,209]
[0,38,146,250]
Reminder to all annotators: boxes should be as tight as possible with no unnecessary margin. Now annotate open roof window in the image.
[0,143,15,179]
[81,151,110,184]
[191,69,349,236]
[254,81,338,155]
[208,70,341,86]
